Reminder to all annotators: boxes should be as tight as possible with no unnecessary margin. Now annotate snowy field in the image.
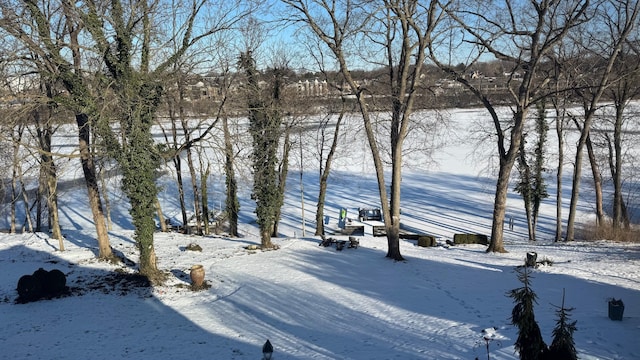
[0,106,639,359]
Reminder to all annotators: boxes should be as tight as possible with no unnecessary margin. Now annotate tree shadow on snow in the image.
[0,242,263,360]
[268,242,640,359]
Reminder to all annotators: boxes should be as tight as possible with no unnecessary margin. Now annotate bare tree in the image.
[433,0,589,252]
[0,45,63,248]
[565,0,639,241]
[31,84,63,246]
[159,53,237,236]
[284,0,442,260]
[163,71,205,235]
[0,0,117,260]
[548,56,572,242]
[273,113,295,238]
[314,99,348,236]
[603,32,640,234]
[296,38,350,237]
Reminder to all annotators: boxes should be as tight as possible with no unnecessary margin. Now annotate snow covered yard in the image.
[1,107,639,359]
[1,230,638,359]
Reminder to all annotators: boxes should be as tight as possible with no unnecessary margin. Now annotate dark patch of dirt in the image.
[14,271,153,304]
[71,272,152,297]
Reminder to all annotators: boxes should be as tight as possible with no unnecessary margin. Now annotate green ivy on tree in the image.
[239,51,283,249]
[514,100,549,240]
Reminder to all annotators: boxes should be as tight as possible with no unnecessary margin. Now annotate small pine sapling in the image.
[508,266,548,360]
[544,289,577,360]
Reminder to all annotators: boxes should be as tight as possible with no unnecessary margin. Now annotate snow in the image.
[1,107,639,360]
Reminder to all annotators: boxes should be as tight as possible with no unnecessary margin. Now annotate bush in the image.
[417,236,436,247]
[577,220,640,242]
[17,275,43,302]
[44,269,67,295]
[16,268,67,303]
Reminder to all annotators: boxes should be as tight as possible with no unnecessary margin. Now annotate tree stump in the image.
[525,252,538,268]
[608,299,624,321]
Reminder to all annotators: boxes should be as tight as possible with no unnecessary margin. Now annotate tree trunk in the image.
[524,198,534,241]
[165,115,189,230]
[487,162,512,253]
[566,138,586,242]
[10,165,18,234]
[37,163,45,233]
[118,121,163,281]
[155,197,168,232]
[93,122,113,232]
[42,149,63,246]
[610,103,626,231]
[272,130,292,238]
[20,180,33,233]
[315,182,328,236]
[261,227,274,249]
[97,163,113,231]
[365,109,395,258]
[10,125,24,234]
[76,113,114,260]
[222,115,239,237]
[173,155,188,229]
[387,124,404,260]
[62,10,110,254]
[185,146,202,235]
[554,108,565,242]
[620,196,630,230]
[567,112,599,241]
[35,106,63,245]
[201,160,210,235]
[585,134,605,226]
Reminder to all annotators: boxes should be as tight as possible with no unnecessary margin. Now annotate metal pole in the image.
[300,129,306,237]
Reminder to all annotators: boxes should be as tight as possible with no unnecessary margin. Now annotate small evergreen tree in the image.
[545,290,578,360]
[508,266,548,360]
